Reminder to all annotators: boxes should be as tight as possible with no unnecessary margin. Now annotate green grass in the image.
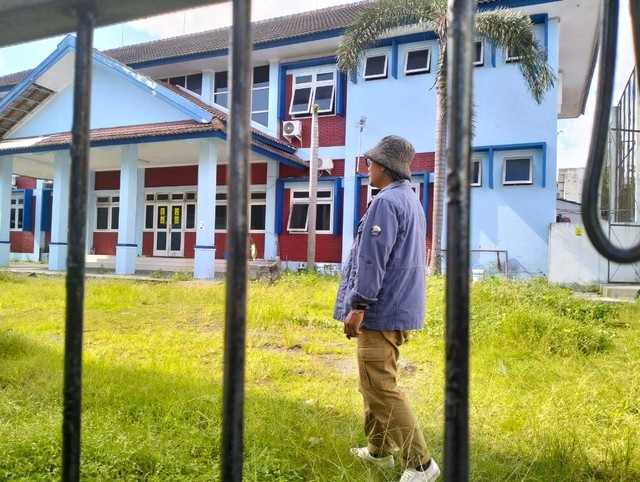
[1,271,639,481]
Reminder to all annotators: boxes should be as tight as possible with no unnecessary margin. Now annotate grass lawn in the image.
[0,270,639,481]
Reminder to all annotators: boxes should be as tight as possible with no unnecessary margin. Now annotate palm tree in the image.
[337,0,555,274]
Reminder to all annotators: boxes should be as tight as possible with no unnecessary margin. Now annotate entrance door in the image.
[154,204,184,257]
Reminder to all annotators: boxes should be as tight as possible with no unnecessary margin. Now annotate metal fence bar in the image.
[221,0,252,480]
[62,6,94,482]
[444,0,475,478]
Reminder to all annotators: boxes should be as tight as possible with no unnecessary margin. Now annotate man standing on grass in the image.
[334,135,440,482]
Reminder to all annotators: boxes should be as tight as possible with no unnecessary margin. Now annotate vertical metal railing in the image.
[444,0,475,479]
[221,0,252,480]
[62,7,94,482]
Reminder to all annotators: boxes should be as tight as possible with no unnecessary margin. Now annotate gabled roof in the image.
[0,0,497,86]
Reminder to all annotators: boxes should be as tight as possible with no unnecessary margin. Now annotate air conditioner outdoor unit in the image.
[317,157,334,171]
[282,120,302,141]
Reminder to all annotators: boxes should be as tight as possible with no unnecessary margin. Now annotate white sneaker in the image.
[349,447,395,469]
[398,459,441,482]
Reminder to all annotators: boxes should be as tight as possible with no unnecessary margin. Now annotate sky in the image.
[0,0,635,171]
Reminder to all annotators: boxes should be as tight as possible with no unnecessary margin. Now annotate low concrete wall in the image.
[549,223,640,284]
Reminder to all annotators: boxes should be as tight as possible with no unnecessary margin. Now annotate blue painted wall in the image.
[10,64,192,139]
[344,19,559,275]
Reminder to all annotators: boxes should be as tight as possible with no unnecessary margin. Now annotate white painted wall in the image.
[10,65,192,139]
[549,223,640,284]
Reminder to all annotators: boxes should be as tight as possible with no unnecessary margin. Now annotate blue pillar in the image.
[49,150,71,271]
[264,159,279,259]
[116,145,139,275]
[0,156,12,266]
[194,139,218,279]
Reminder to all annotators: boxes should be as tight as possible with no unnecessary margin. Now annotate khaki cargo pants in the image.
[357,327,431,468]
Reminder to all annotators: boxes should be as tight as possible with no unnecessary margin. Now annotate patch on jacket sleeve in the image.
[370,225,382,237]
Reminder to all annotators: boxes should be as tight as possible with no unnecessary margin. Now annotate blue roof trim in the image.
[250,144,306,170]
[0,36,75,116]
[391,40,399,79]
[253,134,296,154]
[278,65,287,121]
[275,179,285,234]
[280,56,337,71]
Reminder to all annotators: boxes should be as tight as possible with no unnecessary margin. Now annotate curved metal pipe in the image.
[582,0,640,263]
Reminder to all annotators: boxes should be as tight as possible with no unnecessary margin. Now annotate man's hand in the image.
[344,309,365,339]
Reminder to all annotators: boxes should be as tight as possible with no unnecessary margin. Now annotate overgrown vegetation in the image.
[0,271,638,480]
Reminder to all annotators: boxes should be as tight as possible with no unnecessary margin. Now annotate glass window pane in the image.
[186,192,196,200]
[317,72,334,82]
[252,88,269,112]
[96,207,109,229]
[317,191,331,198]
[145,205,154,229]
[186,204,196,229]
[171,206,182,229]
[215,205,227,230]
[157,206,168,229]
[253,65,269,87]
[17,209,23,229]
[172,193,184,200]
[250,204,266,230]
[295,74,312,84]
[251,192,266,200]
[316,204,331,231]
[406,49,430,73]
[505,158,531,183]
[365,55,387,78]
[215,71,228,91]
[186,73,203,94]
[111,207,119,230]
[157,194,169,201]
[314,85,334,111]
[293,191,309,198]
[112,196,119,203]
[473,160,481,184]
[169,76,185,87]
[171,232,181,251]
[291,87,312,114]
[289,203,309,230]
[97,196,109,204]
[156,231,167,251]
[474,41,484,65]
[10,209,16,229]
[251,112,269,126]
[214,92,228,108]
[146,194,155,201]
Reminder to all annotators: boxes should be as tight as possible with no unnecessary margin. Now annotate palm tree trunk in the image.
[428,86,446,275]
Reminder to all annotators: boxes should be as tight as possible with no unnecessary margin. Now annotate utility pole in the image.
[307,104,319,270]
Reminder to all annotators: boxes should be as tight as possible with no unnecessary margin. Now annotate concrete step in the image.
[601,284,640,299]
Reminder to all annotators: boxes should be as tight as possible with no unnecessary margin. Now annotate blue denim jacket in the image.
[333,180,426,330]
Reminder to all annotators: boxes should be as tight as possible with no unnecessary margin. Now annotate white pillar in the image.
[49,150,71,271]
[135,168,145,257]
[264,159,279,259]
[85,171,95,254]
[0,156,12,266]
[201,70,215,105]
[194,139,218,279]
[268,60,280,136]
[116,145,139,274]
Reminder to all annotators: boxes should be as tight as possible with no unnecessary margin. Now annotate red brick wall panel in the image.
[215,233,227,259]
[413,152,435,172]
[142,232,154,257]
[93,232,118,255]
[251,163,267,184]
[145,166,198,187]
[95,171,120,190]
[10,231,34,253]
[184,232,196,259]
[15,176,37,189]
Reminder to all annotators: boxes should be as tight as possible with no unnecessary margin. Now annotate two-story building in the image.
[0,0,599,277]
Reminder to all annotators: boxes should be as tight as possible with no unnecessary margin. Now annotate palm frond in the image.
[475,9,556,103]
[337,0,447,76]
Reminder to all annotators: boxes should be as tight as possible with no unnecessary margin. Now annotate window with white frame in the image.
[505,34,535,63]
[250,192,267,231]
[214,71,228,107]
[503,156,533,185]
[364,54,388,80]
[289,71,336,117]
[96,196,119,230]
[215,192,228,231]
[474,41,484,66]
[10,196,24,230]
[471,158,482,186]
[367,183,420,203]
[287,189,333,232]
[405,48,431,75]
[157,74,203,95]
[215,67,270,125]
